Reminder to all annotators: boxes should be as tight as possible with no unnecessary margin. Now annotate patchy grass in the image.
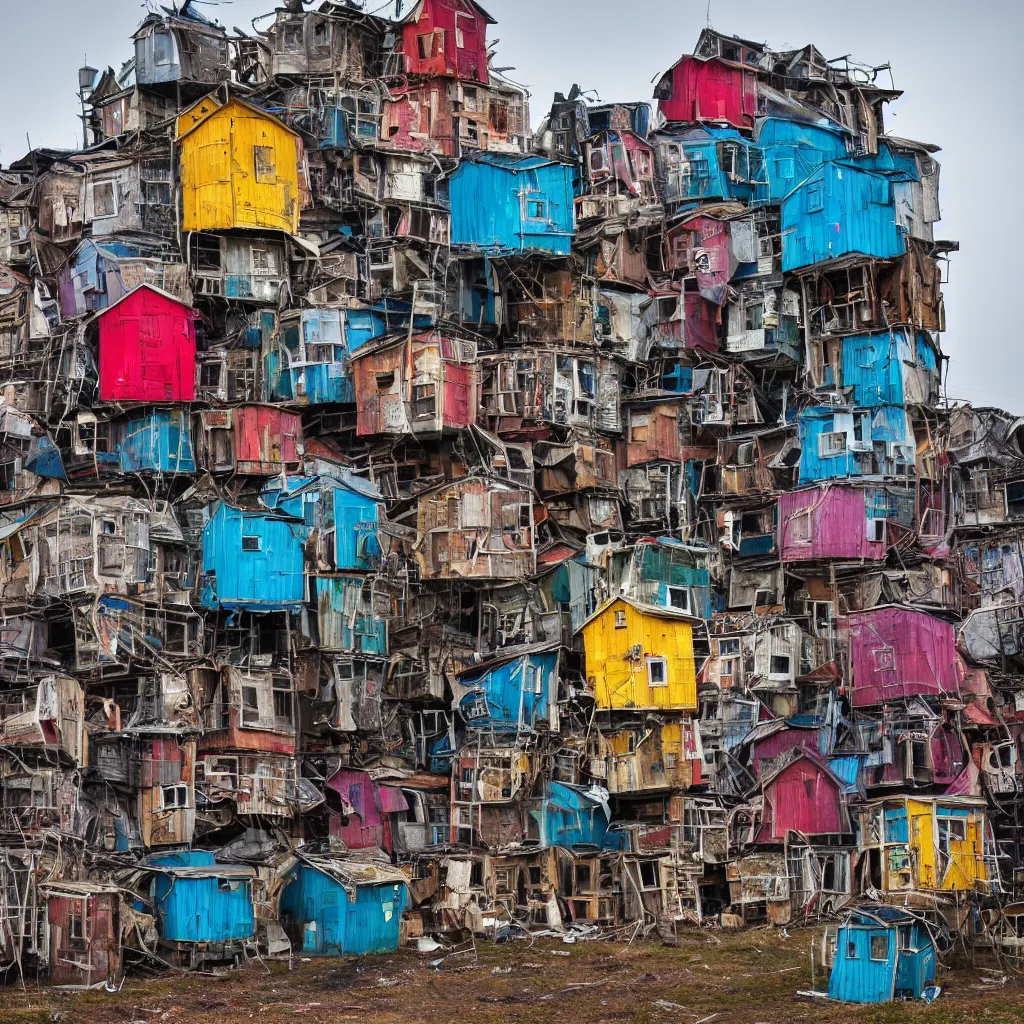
[2,927,1022,1024]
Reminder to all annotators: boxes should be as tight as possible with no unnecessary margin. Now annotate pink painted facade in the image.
[400,0,493,84]
[756,752,848,841]
[655,56,758,129]
[750,725,825,778]
[326,768,409,850]
[846,607,961,708]
[97,284,197,402]
[664,215,734,304]
[778,486,888,562]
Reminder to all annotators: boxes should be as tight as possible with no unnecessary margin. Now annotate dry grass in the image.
[3,927,1023,1024]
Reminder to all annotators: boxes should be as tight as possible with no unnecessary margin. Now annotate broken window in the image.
[241,685,260,726]
[526,199,547,221]
[161,784,189,809]
[413,383,437,419]
[90,181,117,218]
[255,147,277,184]
[153,28,175,66]
[283,22,304,51]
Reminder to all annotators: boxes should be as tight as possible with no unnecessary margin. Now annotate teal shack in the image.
[447,154,577,255]
[279,855,408,956]
[145,850,256,966]
[827,907,937,1003]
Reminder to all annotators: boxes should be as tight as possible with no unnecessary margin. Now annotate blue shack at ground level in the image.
[145,850,256,965]
[827,907,937,1003]
[279,856,407,956]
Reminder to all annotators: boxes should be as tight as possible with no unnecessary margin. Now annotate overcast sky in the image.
[0,0,1019,409]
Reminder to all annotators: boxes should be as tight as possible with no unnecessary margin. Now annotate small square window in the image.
[614,610,627,629]
[242,535,262,552]
[647,657,667,687]
[526,200,547,220]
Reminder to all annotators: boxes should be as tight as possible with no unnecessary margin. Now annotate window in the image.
[490,100,509,134]
[91,181,117,218]
[526,200,547,220]
[241,685,260,726]
[153,28,175,66]
[145,181,171,206]
[200,363,222,389]
[630,416,650,443]
[647,657,668,687]
[719,639,740,656]
[614,610,627,629]
[376,371,395,392]
[846,941,858,959]
[241,535,262,552]
[416,29,443,59]
[774,157,795,181]
[68,902,88,943]
[806,183,824,213]
[254,146,277,183]
[161,784,189,809]
[870,934,889,961]
[667,587,691,613]
[283,22,303,51]
[639,860,659,888]
[867,517,886,543]
[818,431,848,457]
[251,247,276,276]
[413,383,436,418]
[770,654,791,675]
[273,678,293,726]
[590,149,609,175]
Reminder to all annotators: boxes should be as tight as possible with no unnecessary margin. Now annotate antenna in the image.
[706,0,712,26]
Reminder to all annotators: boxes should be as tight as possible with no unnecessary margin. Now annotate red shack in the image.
[756,750,849,842]
[655,54,758,129]
[399,0,494,83]
[97,284,197,403]
[43,883,123,988]
[846,606,961,708]
[233,405,303,475]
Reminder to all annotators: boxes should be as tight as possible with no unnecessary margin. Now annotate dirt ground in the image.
[4,927,1024,1024]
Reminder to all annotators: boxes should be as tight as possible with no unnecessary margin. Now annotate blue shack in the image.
[827,907,937,1003]
[145,851,256,965]
[797,405,914,484]
[447,154,577,255]
[754,117,849,204]
[840,331,939,408]
[279,856,407,957]
[656,127,764,205]
[118,409,196,473]
[262,471,382,572]
[535,782,611,849]
[264,308,353,406]
[200,502,307,611]
[781,161,907,272]
[457,647,559,733]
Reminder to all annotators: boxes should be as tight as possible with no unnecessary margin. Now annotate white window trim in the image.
[646,656,668,688]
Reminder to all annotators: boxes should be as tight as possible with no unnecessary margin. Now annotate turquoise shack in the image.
[279,855,408,956]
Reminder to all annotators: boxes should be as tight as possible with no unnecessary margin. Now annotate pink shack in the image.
[779,486,888,562]
[846,606,961,708]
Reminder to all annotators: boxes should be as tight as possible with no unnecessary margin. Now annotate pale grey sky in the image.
[1,0,1019,410]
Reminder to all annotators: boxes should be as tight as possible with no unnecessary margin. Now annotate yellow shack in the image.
[176,95,301,234]
[858,796,997,895]
[579,597,697,711]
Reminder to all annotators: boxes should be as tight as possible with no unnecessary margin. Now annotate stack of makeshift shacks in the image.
[0,0,1019,989]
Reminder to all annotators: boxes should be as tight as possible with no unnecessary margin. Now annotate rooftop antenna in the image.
[706,0,712,26]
